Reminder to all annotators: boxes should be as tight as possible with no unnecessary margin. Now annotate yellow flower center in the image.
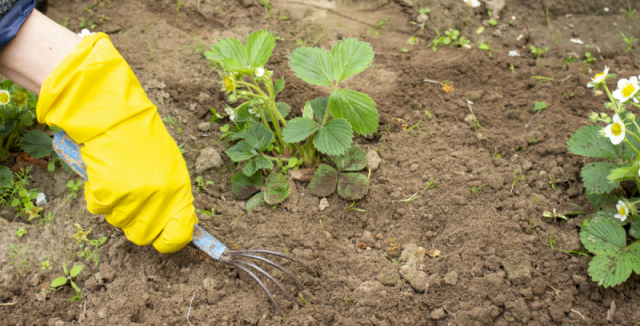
[12,91,26,107]
[0,92,9,105]
[622,83,636,98]
[594,72,605,80]
[619,206,626,216]
[611,122,623,136]
[224,76,236,92]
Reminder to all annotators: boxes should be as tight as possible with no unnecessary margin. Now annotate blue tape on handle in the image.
[52,131,227,259]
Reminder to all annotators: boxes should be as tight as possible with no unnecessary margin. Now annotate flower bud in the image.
[604,102,614,110]
[589,112,599,122]
[600,112,612,123]
[628,113,636,121]
[255,67,264,78]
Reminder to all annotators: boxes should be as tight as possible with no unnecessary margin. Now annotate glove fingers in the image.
[153,208,198,253]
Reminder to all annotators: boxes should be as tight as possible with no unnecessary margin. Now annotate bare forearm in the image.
[0,9,80,94]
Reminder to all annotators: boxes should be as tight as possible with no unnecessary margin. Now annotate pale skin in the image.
[0,9,80,94]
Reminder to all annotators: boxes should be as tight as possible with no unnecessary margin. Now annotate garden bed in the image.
[1,0,639,324]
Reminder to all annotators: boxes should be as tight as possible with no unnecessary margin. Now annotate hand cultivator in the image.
[53,132,314,315]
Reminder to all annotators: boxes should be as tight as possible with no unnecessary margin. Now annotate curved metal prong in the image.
[229,249,316,275]
[222,259,281,316]
[227,252,306,290]
[231,258,293,301]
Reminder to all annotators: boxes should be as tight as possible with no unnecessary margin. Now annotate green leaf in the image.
[0,166,13,188]
[220,58,247,72]
[337,173,369,200]
[243,155,273,176]
[225,141,258,162]
[20,130,53,159]
[307,165,339,197]
[246,192,265,214]
[63,261,68,275]
[607,162,638,183]
[333,146,367,172]
[274,77,285,94]
[588,243,640,288]
[69,265,83,277]
[310,96,330,122]
[581,162,619,195]
[629,216,640,239]
[568,125,625,160]
[313,118,353,155]
[586,192,621,211]
[263,173,290,205]
[289,47,334,86]
[532,102,547,112]
[19,187,28,197]
[303,101,314,120]
[245,30,276,68]
[590,209,626,226]
[51,276,68,288]
[231,171,263,199]
[266,102,292,122]
[331,38,374,83]
[244,123,273,152]
[282,118,319,143]
[329,89,378,136]
[580,217,626,254]
[208,38,248,69]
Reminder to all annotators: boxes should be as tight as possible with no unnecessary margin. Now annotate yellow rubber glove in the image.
[36,33,197,253]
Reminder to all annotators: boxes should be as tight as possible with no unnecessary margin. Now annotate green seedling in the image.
[7,244,31,273]
[430,29,469,51]
[493,147,502,159]
[531,76,554,87]
[177,116,183,137]
[407,36,417,45]
[515,146,526,152]
[510,171,524,193]
[209,108,223,123]
[367,16,389,35]
[583,52,596,63]
[41,259,52,270]
[565,65,640,288]
[401,48,409,53]
[51,262,84,301]
[78,17,96,29]
[561,55,577,70]
[258,0,273,18]
[70,224,91,245]
[345,201,365,212]
[470,184,487,195]
[15,227,27,238]
[465,98,485,131]
[619,31,637,52]
[163,116,177,125]
[547,230,590,256]
[10,185,40,220]
[554,30,560,46]
[61,180,83,207]
[77,237,107,267]
[532,102,547,113]
[405,119,421,131]
[549,174,561,190]
[542,208,567,222]
[545,9,550,24]
[476,27,484,34]
[299,293,307,304]
[195,176,214,194]
[563,92,575,99]
[419,8,430,14]
[422,173,441,191]
[477,41,497,57]
[206,31,378,206]
[620,5,636,21]
[530,45,548,59]
[175,0,183,12]
[508,63,515,73]
[195,207,216,217]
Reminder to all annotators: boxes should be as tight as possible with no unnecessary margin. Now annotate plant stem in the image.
[603,85,620,113]
[624,139,640,155]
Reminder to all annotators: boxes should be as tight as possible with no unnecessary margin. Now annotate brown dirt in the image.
[1,0,640,325]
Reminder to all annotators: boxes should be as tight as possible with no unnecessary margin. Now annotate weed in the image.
[51,262,84,301]
[367,16,389,35]
[531,76,554,87]
[419,8,430,14]
[476,27,484,34]
[59,19,69,28]
[430,29,469,51]
[146,40,155,61]
[60,179,82,207]
[177,116,183,137]
[79,17,96,29]
[532,102,547,113]
[345,201,365,212]
[465,98,485,131]
[542,208,567,222]
[70,224,91,245]
[299,293,307,304]
[510,171,525,193]
[15,227,27,238]
[470,184,487,195]
[41,259,52,270]
[163,116,177,125]
[620,31,637,52]
[423,173,442,191]
[258,0,272,18]
[530,45,548,59]
[509,63,515,73]
[7,244,30,273]
[195,207,216,217]
[493,147,502,159]
[477,41,497,57]
[561,55,577,70]
[583,52,596,63]
[175,0,183,12]
[41,211,56,228]
[195,176,214,194]
[548,174,561,190]
[10,186,40,219]
[405,119,421,131]
[77,237,107,267]
[620,5,636,22]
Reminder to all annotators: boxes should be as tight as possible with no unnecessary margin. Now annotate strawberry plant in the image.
[568,69,640,288]
[205,30,377,205]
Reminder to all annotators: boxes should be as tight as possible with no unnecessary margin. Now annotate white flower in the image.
[255,68,264,78]
[464,0,481,7]
[587,66,609,88]
[612,76,639,103]
[36,193,47,206]
[248,108,257,115]
[615,200,628,222]
[224,107,236,121]
[508,51,520,57]
[77,29,95,39]
[604,113,626,145]
[0,90,9,105]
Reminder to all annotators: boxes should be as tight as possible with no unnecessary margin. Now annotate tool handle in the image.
[51,131,227,259]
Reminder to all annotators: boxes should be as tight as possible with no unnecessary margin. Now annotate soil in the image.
[1,0,640,325]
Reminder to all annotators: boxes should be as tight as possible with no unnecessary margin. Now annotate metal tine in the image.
[230,258,293,301]
[222,259,282,316]
[229,249,316,275]
[226,252,306,289]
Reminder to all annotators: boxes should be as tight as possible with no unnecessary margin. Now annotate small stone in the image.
[431,308,446,320]
[189,103,197,111]
[367,150,382,172]
[35,292,46,302]
[27,272,41,287]
[196,148,223,173]
[325,231,333,238]
[409,163,419,172]
[502,250,531,285]
[319,198,330,211]
[98,308,108,319]
[522,160,532,172]
[197,92,211,104]
[572,274,587,284]
[426,249,441,258]
[399,265,428,293]
[361,231,375,245]
[99,264,116,282]
[416,13,428,24]
[399,244,425,265]
[378,266,400,286]
[444,270,458,285]
[464,114,474,126]
[203,278,216,291]
[198,122,211,132]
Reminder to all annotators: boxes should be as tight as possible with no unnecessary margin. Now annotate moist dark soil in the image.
[1,0,640,325]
